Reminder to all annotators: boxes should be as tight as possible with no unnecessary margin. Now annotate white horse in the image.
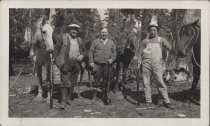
[29,11,55,101]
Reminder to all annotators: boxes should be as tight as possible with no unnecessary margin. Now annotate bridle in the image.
[37,19,54,50]
[179,24,200,67]
[191,25,200,67]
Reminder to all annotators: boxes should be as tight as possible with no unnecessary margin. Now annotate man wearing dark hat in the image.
[54,24,87,110]
[89,28,116,105]
[139,18,175,109]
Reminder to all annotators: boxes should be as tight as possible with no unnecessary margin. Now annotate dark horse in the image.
[115,32,137,91]
[176,19,200,105]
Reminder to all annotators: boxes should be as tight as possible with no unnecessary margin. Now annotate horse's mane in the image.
[176,19,200,57]
[33,16,45,43]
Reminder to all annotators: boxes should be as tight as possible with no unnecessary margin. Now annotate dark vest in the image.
[55,33,83,70]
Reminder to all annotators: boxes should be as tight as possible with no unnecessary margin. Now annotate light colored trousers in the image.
[142,59,171,104]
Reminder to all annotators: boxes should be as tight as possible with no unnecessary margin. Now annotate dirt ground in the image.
[9,60,200,118]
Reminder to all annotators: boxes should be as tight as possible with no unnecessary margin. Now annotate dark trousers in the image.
[60,60,81,88]
[92,62,112,88]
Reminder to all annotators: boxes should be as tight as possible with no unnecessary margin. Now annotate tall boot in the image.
[60,87,67,109]
[122,73,126,91]
[66,86,74,105]
[92,88,97,100]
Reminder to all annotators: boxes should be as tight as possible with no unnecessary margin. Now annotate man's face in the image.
[101,30,108,40]
[131,32,137,41]
[69,27,78,38]
[149,27,158,38]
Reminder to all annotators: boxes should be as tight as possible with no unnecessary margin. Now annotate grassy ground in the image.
[9,61,200,118]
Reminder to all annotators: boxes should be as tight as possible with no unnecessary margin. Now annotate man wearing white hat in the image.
[140,18,175,109]
[54,23,87,110]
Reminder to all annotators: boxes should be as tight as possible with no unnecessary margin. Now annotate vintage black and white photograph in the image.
[7,7,203,119]
[0,0,208,126]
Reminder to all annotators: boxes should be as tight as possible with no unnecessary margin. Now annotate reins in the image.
[191,25,200,67]
[179,24,200,67]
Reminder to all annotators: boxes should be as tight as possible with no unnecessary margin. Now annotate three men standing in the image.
[53,21,174,109]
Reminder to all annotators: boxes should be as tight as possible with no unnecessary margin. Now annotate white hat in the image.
[68,24,80,29]
[148,16,158,30]
[101,28,108,33]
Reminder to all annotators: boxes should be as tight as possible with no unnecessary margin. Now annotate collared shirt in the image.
[69,36,80,59]
[101,38,108,45]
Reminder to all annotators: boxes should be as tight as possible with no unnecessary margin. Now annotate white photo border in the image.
[0,1,209,126]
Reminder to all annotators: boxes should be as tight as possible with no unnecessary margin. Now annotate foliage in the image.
[106,9,195,72]
[53,9,102,41]
[9,8,102,59]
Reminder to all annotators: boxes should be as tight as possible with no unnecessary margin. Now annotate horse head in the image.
[41,20,54,53]
[124,32,136,53]
[33,11,55,53]
[176,19,200,57]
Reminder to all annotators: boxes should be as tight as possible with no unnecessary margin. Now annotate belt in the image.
[94,61,107,66]
[69,57,77,60]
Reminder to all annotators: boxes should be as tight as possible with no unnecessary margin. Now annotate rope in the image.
[191,26,200,67]
[192,48,200,67]
[9,66,24,90]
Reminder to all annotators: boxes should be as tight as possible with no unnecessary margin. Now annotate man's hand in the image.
[81,62,86,69]
[90,63,94,68]
[137,59,141,68]
[133,55,138,60]
[77,55,84,62]
[51,58,55,64]
[108,59,113,64]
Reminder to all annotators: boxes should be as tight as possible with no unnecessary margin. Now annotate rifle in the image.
[136,60,140,106]
[107,62,111,95]
[49,54,54,109]
[103,61,111,105]
[88,65,94,90]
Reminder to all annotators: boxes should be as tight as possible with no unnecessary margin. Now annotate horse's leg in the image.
[188,65,200,105]
[190,75,200,103]
[28,60,39,94]
[43,61,50,99]
[121,53,129,92]
[122,66,127,91]
[77,69,84,98]
[87,69,92,90]
[115,61,120,91]
[45,61,51,83]
[35,64,43,100]
[117,62,123,91]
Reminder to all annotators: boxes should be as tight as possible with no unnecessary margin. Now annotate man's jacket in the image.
[89,38,116,64]
[53,33,87,71]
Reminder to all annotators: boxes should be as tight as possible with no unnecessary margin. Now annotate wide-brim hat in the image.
[68,24,80,29]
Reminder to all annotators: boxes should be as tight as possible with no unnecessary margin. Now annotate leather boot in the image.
[92,88,97,100]
[66,86,74,105]
[60,87,67,110]
[103,88,111,105]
